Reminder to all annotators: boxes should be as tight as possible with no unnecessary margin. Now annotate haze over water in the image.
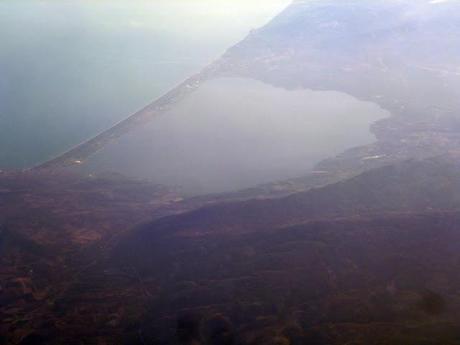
[0,0,289,168]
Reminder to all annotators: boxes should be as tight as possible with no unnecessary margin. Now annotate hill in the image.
[112,157,460,344]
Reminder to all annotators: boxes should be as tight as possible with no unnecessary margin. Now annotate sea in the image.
[0,0,289,168]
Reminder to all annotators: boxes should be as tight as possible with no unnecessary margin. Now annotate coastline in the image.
[34,63,221,170]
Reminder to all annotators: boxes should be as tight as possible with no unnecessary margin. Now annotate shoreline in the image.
[34,63,221,170]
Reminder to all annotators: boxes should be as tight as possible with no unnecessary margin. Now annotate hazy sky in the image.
[1,0,291,40]
[85,0,291,33]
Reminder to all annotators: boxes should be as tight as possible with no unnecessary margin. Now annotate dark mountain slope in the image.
[0,171,185,345]
[111,157,460,344]
[116,157,460,243]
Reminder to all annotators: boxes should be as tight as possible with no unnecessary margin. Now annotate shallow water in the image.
[81,77,390,195]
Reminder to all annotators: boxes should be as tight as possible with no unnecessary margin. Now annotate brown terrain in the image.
[0,171,182,344]
[3,157,460,344]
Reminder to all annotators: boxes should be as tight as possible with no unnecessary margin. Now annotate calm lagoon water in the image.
[80,77,390,195]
